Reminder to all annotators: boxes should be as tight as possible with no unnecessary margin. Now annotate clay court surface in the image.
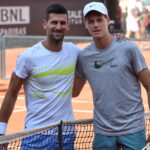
[0,40,150,135]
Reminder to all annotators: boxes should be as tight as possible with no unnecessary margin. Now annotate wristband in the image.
[0,122,7,135]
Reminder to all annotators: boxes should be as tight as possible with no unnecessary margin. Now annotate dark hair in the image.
[46,3,68,21]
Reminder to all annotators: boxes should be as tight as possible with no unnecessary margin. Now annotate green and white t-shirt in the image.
[14,41,81,130]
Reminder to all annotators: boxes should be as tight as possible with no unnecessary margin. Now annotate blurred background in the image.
[0,0,149,36]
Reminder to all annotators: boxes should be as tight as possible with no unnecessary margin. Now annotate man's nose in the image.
[93,21,99,27]
[56,23,61,29]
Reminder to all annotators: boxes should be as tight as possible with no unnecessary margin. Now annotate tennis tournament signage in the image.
[0,6,30,25]
[0,0,104,36]
[68,10,83,25]
[0,6,30,35]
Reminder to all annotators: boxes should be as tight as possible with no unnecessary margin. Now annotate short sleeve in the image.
[130,44,148,74]
[14,51,31,78]
[75,53,86,80]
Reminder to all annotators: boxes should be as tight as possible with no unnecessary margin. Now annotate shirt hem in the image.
[94,126,145,136]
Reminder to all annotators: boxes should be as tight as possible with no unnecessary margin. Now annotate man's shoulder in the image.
[63,42,81,52]
[116,40,140,55]
[116,39,138,48]
[126,40,138,48]
[20,41,41,57]
[80,43,93,54]
[63,41,77,47]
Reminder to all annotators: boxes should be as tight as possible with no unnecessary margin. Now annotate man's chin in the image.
[54,37,64,41]
[50,35,64,42]
[93,34,103,39]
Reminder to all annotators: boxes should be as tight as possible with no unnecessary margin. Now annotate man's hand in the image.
[113,33,128,42]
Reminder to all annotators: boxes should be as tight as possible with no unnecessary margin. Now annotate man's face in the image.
[85,11,110,39]
[43,13,69,42]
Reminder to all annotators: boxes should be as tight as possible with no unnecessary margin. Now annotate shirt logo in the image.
[94,58,117,69]
[89,4,96,8]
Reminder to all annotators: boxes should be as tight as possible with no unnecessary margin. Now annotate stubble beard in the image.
[49,32,65,44]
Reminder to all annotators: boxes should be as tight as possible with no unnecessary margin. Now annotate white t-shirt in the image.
[127,0,143,18]
[14,41,81,130]
[126,0,143,31]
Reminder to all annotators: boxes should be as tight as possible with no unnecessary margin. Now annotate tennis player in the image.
[0,3,78,149]
[126,0,143,39]
[73,2,150,150]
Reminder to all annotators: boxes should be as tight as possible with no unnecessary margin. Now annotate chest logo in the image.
[94,58,116,69]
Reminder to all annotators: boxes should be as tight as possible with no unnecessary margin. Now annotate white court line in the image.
[15,106,26,108]
[72,100,93,104]
[13,109,26,113]
[73,110,93,113]
[0,96,93,113]
[1,95,149,107]
[12,108,93,113]
[13,106,26,113]
[0,96,25,100]
[0,96,149,114]
[12,108,92,113]
[0,96,93,104]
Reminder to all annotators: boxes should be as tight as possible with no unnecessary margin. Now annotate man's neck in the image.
[94,33,114,50]
[42,39,63,52]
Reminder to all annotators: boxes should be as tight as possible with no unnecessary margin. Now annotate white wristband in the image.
[0,122,7,134]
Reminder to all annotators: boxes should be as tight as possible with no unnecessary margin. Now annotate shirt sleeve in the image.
[130,44,148,74]
[14,50,31,79]
[75,52,86,80]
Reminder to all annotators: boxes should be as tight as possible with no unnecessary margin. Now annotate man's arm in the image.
[72,75,86,97]
[138,68,150,109]
[0,72,23,124]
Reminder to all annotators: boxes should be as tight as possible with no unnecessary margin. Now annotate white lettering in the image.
[69,18,83,25]
[68,10,83,25]
[0,27,27,35]
[0,6,30,25]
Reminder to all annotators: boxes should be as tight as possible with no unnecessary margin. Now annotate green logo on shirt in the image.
[94,58,116,69]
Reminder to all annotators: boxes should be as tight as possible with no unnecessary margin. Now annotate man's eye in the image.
[52,22,57,25]
[61,22,66,25]
[89,20,94,24]
[97,19,102,23]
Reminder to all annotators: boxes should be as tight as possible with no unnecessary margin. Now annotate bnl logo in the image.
[0,6,30,25]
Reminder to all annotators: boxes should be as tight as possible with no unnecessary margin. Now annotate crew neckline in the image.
[40,40,64,54]
[93,36,115,52]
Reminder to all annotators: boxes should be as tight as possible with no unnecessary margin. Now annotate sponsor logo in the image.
[94,58,117,69]
[0,6,30,25]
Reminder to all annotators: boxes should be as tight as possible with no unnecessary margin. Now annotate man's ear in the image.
[66,21,70,31]
[106,16,110,26]
[84,18,88,29]
[42,19,47,30]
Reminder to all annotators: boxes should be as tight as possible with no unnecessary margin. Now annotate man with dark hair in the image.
[45,3,68,20]
[0,3,79,149]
